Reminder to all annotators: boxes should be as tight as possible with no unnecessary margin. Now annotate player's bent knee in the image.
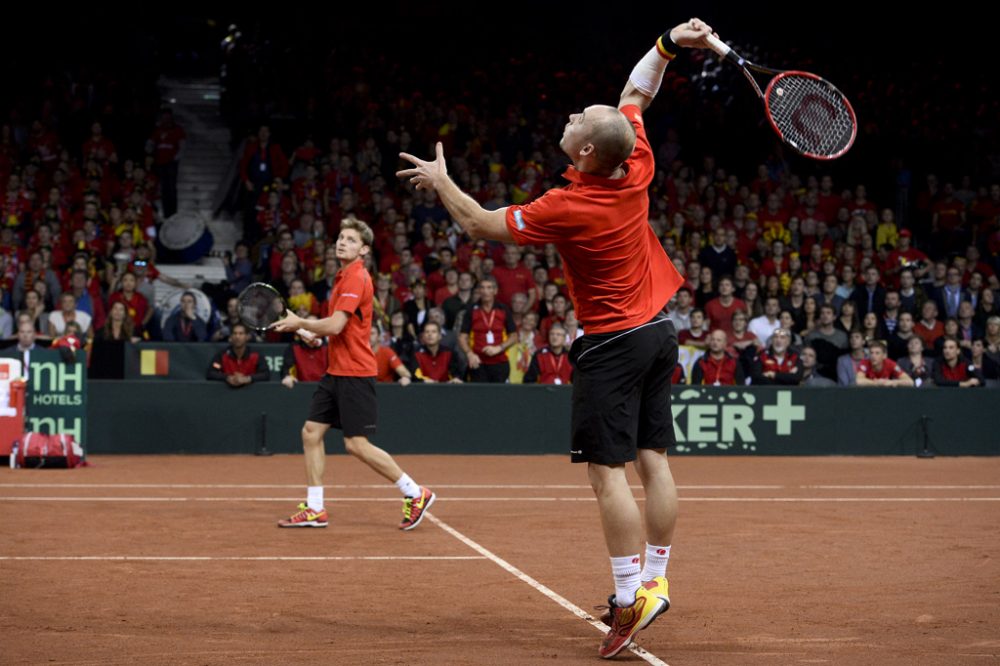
[343,436,368,458]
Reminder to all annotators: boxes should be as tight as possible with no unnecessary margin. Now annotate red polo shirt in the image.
[492,263,534,307]
[327,259,376,377]
[374,345,403,382]
[694,354,740,385]
[505,105,682,333]
[461,302,516,366]
[415,346,457,382]
[704,297,747,337]
[858,358,904,380]
[938,361,972,383]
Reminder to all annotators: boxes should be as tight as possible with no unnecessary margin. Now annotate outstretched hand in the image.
[670,18,716,49]
[271,311,306,334]
[397,142,448,192]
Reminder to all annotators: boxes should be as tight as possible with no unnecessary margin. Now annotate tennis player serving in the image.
[270,219,435,531]
[398,19,714,658]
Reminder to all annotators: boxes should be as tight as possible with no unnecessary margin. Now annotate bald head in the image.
[588,106,636,172]
[561,105,637,175]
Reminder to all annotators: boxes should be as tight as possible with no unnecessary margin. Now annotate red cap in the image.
[899,229,912,238]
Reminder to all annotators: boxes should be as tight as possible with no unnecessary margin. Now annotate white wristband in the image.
[629,39,675,97]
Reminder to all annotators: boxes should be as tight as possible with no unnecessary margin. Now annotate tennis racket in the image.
[704,34,856,160]
[237,282,319,343]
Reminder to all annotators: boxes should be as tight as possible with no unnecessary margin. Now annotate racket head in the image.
[763,71,857,160]
[237,282,288,332]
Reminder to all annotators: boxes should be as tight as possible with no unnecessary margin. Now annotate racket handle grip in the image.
[296,328,319,344]
[705,34,745,66]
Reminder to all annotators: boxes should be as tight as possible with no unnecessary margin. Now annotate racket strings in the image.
[767,75,854,157]
[239,286,285,330]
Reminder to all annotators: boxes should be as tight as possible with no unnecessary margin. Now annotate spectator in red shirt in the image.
[108,272,151,337]
[704,275,746,337]
[82,122,117,166]
[492,243,535,309]
[146,109,186,218]
[524,322,573,385]
[540,292,570,339]
[280,328,328,388]
[371,326,412,385]
[428,248,457,300]
[432,266,460,306]
[971,183,1000,230]
[691,330,744,385]
[726,309,762,357]
[886,229,930,282]
[678,308,708,349]
[240,126,289,238]
[856,339,914,387]
[760,239,790,278]
[27,120,60,169]
[750,328,803,385]
[914,300,945,350]
[413,321,463,383]
[207,323,269,387]
[963,246,996,286]
[459,275,517,382]
[931,183,967,235]
[932,336,982,387]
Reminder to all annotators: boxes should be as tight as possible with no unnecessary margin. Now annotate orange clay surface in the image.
[2,455,998,665]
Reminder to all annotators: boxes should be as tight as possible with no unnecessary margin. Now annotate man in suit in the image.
[933,265,970,320]
[851,266,887,318]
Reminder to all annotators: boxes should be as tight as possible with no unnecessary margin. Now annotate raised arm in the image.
[619,18,716,112]
[397,142,512,242]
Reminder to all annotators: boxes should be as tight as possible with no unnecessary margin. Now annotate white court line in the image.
[803,485,1000,489]
[0,555,486,562]
[0,483,783,489]
[0,496,595,502]
[680,497,1000,502]
[1,496,1000,503]
[427,514,669,666]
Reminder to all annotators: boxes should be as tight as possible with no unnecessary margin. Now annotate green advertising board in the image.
[124,342,288,381]
[86,382,998,456]
[0,349,87,447]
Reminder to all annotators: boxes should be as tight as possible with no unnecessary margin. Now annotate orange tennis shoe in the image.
[399,487,435,530]
[598,578,670,658]
[277,502,328,528]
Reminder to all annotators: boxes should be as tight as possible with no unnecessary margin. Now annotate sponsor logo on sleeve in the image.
[513,209,525,231]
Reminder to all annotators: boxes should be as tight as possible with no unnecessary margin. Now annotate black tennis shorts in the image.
[568,313,678,465]
[307,375,378,438]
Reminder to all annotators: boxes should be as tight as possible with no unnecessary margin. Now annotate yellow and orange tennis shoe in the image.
[277,502,328,528]
[598,578,670,659]
[399,486,435,531]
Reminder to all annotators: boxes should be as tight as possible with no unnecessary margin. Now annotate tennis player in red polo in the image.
[271,218,434,531]
[856,339,914,387]
[398,19,715,658]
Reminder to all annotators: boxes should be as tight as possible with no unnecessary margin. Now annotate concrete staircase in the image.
[151,77,241,306]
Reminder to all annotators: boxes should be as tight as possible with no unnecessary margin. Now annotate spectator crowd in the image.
[3,20,999,390]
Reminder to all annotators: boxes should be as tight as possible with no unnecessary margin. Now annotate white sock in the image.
[610,555,642,607]
[307,486,324,511]
[641,544,671,582]
[395,473,421,498]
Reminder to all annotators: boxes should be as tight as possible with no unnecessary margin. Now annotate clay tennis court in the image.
[2,455,997,665]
